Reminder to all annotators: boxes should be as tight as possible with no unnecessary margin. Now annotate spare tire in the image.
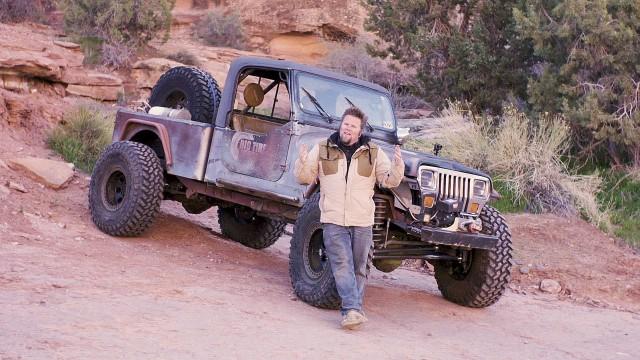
[148,66,221,124]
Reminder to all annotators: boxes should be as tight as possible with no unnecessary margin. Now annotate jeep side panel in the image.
[113,110,213,181]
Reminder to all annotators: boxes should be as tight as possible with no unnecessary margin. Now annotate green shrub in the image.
[598,170,640,247]
[60,0,174,67]
[195,8,246,49]
[77,36,103,65]
[48,104,114,172]
[492,180,527,214]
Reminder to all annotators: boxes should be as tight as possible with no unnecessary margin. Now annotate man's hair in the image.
[341,106,368,129]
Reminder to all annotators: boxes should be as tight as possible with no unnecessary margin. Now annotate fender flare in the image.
[114,119,173,167]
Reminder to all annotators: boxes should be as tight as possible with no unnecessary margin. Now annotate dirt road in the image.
[1,129,639,359]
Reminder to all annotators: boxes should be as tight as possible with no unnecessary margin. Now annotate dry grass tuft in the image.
[48,104,114,172]
[194,8,246,50]
[407,103,610,229]
[166,50,200,66]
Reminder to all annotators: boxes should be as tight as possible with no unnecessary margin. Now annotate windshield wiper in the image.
[344,96,374,132]
[302,87,333,123]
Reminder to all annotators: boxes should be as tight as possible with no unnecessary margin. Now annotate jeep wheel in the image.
[217,206,286,249]
[149,66,221,124]
[289,192,341,309]
[433,205,512,307]
[89,141,164,236]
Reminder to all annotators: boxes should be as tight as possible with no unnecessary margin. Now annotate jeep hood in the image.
[401,149,490,179]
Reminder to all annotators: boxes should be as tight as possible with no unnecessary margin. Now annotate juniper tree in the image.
[365,0,534,114]
[514,0,640,166]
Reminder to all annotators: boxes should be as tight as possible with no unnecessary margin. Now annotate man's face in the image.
[339,115,362,146]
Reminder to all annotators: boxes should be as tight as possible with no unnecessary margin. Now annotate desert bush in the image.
[323,42,427,112]
[100,42,135,69]
[166,50,200,66]
[48,104,114,172]
[407,103,609,228]
[59,0,174,67]
[0,0,53,23]
[195,8,245,49]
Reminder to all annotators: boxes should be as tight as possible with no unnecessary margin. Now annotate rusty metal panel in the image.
[114,109,213,181]
[216,125,292,182]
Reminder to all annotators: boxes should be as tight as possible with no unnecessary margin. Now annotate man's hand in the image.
[394,145,402,165]
[299,143,309,163]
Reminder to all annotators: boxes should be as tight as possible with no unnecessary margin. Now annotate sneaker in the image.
[359,310,368,323]
[341,309,366,330]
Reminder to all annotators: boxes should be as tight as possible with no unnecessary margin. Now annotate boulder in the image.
[540,279,562,294]
[233,0,363,41]
[0,50,63,80]
[0,24,83,81]
[0,23,124,102]
[132,58,184,89]
[6,181,27,193]
[66,84,123,102]
[53,40,82,50]
[519,265,530,275]
[7,157,75,190]
[61,69,123,86]
[0,88,66,128]
[268,34,328,61]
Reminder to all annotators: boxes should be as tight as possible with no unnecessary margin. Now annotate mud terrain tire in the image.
[148,66,221,124]
[289,192,341,309]
[218,207,286,249]
[89,141,164,236]
[434,205,512,307]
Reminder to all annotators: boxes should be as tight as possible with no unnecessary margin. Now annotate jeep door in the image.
[205,67,300,201]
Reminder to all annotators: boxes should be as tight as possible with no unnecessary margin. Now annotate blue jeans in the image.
[322,223,373,315]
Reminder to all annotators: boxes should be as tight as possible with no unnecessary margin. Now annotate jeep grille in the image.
[437,171,473,210]
[418,166,489,213]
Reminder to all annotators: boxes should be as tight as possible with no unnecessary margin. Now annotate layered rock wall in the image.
[0,23,123,101]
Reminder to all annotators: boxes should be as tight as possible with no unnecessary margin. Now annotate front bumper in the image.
[407,225,498,250]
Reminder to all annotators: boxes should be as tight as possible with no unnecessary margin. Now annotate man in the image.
[294,106,404,329]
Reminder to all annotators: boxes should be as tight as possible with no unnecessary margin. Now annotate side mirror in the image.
[396,127,410,145]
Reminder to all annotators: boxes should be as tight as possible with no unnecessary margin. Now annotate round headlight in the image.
[473,179,488,197]
[420,170,436,190]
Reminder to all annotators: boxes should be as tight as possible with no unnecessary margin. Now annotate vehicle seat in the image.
[232,112,280,135]
[243,83,264,108]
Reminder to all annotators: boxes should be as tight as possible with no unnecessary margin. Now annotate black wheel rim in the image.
[305,230,328,279]
[103,170,127,211]
[164,90,188,109]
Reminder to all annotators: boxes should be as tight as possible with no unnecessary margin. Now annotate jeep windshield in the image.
[296,72,396,131]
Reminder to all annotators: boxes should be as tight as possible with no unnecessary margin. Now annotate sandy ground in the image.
[1,125,639,360]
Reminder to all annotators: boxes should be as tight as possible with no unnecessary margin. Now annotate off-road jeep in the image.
[89,56,512,309]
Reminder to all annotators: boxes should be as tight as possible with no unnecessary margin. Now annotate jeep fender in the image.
[113,119,173,167]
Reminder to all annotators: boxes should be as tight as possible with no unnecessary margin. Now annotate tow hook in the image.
[459,218,482,233]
